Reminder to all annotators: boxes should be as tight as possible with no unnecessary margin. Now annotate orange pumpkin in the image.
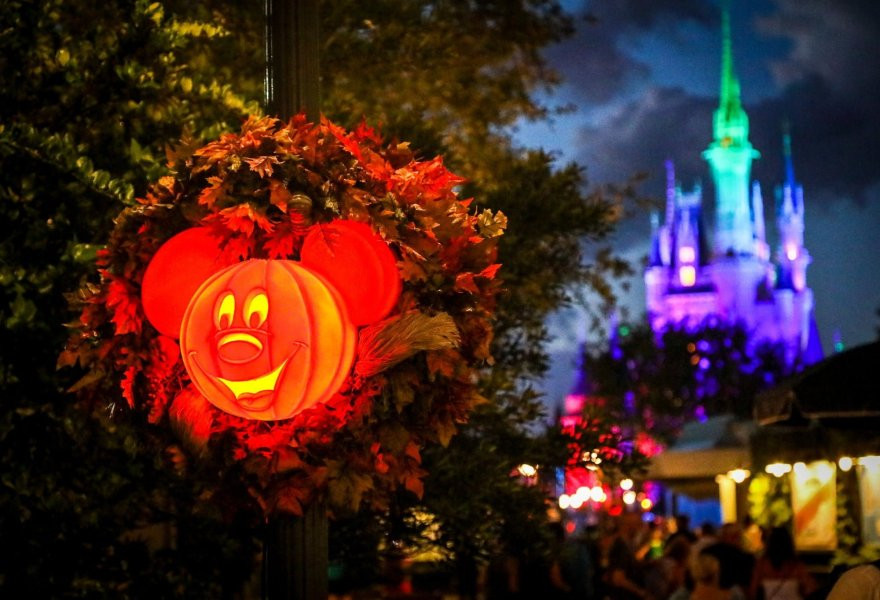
[141,227,238,338]
[179,259,356,421]
[300,220,401,326]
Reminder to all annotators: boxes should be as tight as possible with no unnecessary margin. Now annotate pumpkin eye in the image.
[214,292,235,329]
[244,290,269,328]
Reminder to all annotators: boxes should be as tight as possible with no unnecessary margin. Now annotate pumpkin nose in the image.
[217,332,264,364]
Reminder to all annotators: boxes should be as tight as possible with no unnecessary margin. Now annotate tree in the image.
[0,1,628,594]
[583,318,794,444]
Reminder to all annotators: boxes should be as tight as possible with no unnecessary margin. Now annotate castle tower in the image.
[775,128,811,293]
[702,8,760,256]
[642,7,822,368]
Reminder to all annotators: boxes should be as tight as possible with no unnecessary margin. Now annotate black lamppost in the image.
[262,2,326,598]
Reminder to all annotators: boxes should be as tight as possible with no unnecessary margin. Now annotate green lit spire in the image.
[714,7,749,146]
[703,3,760,255]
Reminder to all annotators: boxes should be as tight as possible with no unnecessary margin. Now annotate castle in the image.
[643,10,822,368]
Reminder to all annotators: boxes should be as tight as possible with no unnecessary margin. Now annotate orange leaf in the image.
[404,475,424,498]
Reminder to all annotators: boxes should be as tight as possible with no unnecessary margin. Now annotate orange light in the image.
[517,464,537,478]
[301,220,400,326]
[141,228,237,338]
[141,221,402,421]
[181,260,356,421]
[679,265,696,287]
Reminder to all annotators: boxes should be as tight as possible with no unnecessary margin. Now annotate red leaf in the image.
[105,277,142,335]
[404,475,424,498]
[478,263,501,280]
[121,366,137,408]
[454,272,479,294]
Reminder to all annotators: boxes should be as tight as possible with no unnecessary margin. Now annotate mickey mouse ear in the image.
[141,228,235,338]
[300,220,401,326]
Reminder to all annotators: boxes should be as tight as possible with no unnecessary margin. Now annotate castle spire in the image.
[782,119,797,198]
[703,3,760,255]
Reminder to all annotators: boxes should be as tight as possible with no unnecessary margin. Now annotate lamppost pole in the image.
[262,2,326,599]
[264,0,320,122]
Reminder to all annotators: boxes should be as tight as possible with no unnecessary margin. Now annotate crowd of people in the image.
[510,512,879,600]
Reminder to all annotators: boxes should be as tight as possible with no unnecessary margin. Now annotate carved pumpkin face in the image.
[141,220,400,422]
[180,260,356,421]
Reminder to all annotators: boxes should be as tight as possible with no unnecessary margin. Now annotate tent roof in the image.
[754,341,880,426]
[646,415,754,495]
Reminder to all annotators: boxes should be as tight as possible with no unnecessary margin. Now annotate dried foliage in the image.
[62,115,504,516]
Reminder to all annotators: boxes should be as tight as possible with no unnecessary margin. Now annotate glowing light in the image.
[590,486,605,503]
[623,491,637,505]
[727,468,750,484]
[517,464,537,478]
[794,462,808,477]
[300,220,401,326]
[619,478,634,491]
[558,494,571,510]
[785,243,798,261]
[569,495,584,509]
[858,456,880,471]
[678,246,696,263]
[838,457,853,472]
[565,521,576,534]
[813,461,835,483]
[143,221,402,422]
[181,260,356,421]
[640,498,653,511]
[765,463,792,478]
[679,265,696,287]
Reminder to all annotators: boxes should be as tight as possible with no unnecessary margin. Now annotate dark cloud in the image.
[576,86,715,190]
[756,0,880,95]
[544,27,648,103]
[749,77,880,203]
[581,0,716,31]
[545,1,716,104]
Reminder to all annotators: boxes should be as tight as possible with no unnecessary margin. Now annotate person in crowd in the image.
[670,551,745,600]
[668,515,698,546]
[703,522,755,594]
[647,534,692,599]
[749,527,816,600]
[552,524,598,600]
[691,522,718,557]
[636,521,666,561]
[605,512,654,600]
[742,516,764,555]
[826,559,880,600]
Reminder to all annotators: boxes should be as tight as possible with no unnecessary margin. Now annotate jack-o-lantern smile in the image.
[188,348,301,413]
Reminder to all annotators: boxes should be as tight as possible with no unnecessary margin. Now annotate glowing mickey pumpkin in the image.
[140,220,401,421]
[180,259,355,421]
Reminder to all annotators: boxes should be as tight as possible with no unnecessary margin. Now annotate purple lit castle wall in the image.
[644,10,822,368]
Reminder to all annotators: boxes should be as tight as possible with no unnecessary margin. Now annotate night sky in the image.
[514,0,880,407]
